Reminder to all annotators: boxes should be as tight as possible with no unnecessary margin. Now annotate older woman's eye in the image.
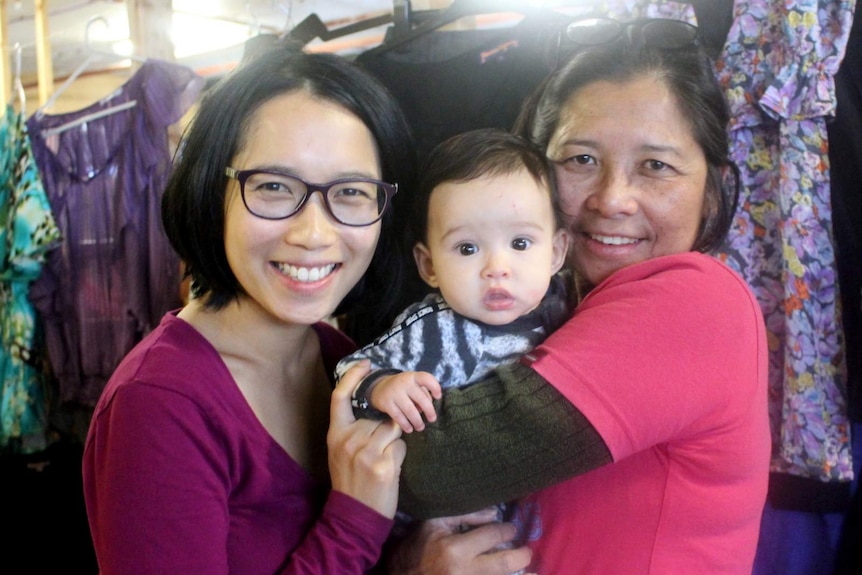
[571,154,594,165]
[645,159,669,171]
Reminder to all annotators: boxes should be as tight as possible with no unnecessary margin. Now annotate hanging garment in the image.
[0,105,62,453]
[354,9,572,334]
[828,2,862,426]
[715,0,855,499]
[356,10,571,165]
[27,60,204,407]
[600,0,855,506]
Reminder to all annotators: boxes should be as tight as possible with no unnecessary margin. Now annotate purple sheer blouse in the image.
[27,59,204,406]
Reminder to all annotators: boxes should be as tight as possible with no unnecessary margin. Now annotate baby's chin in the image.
[472,307,534,326]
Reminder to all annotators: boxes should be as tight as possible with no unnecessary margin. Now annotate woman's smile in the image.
[272,262,338,283]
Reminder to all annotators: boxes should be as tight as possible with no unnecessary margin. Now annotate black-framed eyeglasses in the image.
[554,17,700,67]
[225,167,397,227]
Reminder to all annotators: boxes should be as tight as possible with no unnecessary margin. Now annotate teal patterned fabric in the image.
[0,104,61,453]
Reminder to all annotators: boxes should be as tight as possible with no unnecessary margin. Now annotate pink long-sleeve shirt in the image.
[83,313,393,574]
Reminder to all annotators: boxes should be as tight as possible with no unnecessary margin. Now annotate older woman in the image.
[369,18,770,575]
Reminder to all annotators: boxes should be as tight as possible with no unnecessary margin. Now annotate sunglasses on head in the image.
[552,17,700,68]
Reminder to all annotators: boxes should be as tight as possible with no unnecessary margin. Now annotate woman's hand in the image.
[386,508,533,575]
[328,362,406,517]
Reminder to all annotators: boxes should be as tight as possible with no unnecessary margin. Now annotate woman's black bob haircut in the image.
[515,31,740,254]
[162,46,415,338]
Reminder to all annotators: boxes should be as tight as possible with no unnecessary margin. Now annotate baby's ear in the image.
[413,243,439,288]
[551,228,570,275]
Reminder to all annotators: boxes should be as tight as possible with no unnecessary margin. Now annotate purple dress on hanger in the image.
[27,59,204,407]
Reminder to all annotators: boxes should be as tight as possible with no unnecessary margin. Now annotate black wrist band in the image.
[351,368,402,420]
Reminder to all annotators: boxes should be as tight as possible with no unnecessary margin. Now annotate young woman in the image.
[83,47,415,574]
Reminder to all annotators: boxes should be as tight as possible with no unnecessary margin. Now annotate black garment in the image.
[355,14,568,313]
[356,14,567,167]
[690,0,734,57]
[0,438,97,573]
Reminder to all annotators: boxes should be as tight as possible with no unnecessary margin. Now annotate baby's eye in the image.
[458,243,478,256]
[512,238,532,251]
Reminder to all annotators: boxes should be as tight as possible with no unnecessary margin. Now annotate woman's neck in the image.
[178,296,315,373]
[178,296,330,478]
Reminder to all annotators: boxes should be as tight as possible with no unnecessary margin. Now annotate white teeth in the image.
[276,263,336,282]
[590,234,638,246]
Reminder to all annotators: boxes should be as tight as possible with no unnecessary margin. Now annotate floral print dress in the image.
[600,0,854,485]
[0,105,61,453]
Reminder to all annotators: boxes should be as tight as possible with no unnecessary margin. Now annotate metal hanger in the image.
[13,42,26,116]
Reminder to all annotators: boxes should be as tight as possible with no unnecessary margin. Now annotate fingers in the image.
[390,406,419,434]
[454,523,531,575]
[437,521,531,575]
[416,371,443,400]
[440,507,501,530]
[395,384,437,431]
[328,411,405,517]
[408,382,439,425]
[474,545,533,575]
[330,361,370,427]
[373,372,441,432]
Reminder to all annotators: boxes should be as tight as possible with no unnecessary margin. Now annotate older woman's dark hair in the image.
[514,37,739,253]
[412,128,561,245]
[162,47,415,341]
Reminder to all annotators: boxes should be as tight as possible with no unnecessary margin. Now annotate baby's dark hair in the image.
[412,128,561,245]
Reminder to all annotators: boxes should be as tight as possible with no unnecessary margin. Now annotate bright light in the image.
[111,39,135,57]
[172,12,250,59]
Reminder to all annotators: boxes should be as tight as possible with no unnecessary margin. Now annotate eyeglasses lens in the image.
[241,171,385,225]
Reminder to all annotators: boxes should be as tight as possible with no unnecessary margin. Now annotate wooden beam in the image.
[34,0,53,106]
[127,0,175,62]
[1,0,8,110]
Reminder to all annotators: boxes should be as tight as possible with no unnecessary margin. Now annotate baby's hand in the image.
[371,372,442,433]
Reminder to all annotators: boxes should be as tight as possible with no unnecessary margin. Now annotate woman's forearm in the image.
[397,362,612,519]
